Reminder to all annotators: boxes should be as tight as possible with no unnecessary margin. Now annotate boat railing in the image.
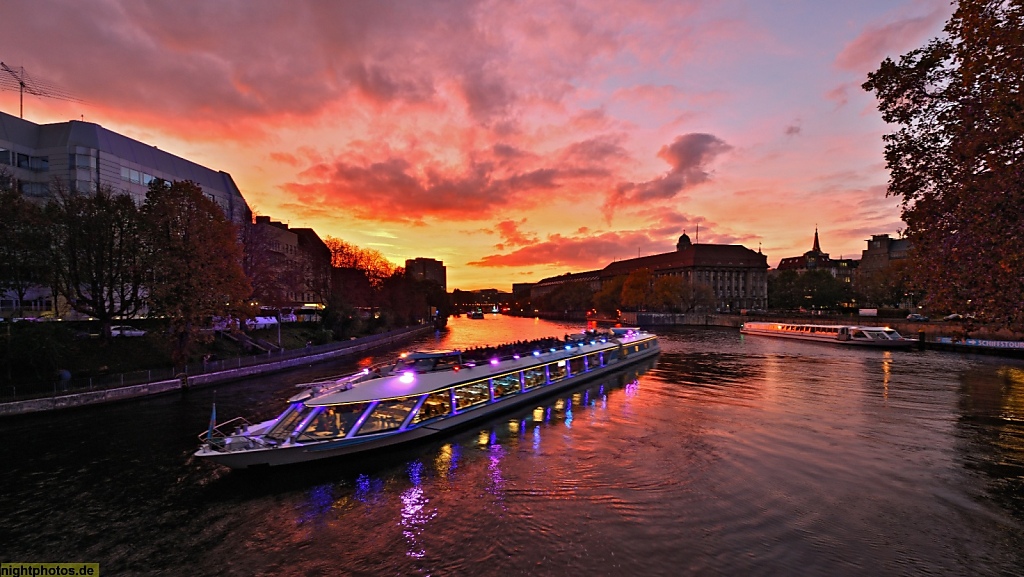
[195,418,253,444]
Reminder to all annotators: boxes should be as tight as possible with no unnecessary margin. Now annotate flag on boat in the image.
[206,402,216,441]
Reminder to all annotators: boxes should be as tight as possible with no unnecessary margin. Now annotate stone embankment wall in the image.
[0,325,433,418]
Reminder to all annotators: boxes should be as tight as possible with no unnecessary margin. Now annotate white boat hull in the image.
[196,344,660,469]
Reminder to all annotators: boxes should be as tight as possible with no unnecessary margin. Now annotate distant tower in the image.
[676,232,692,251]
[812,227,821,253]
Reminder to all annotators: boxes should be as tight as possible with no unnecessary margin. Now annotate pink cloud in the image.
[468,230,663,269]
[835,7,946,72]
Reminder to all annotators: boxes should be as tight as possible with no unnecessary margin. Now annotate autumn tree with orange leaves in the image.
[864,0,1023,330]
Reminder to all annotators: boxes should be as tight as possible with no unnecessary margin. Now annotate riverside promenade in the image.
[0,324,434,418]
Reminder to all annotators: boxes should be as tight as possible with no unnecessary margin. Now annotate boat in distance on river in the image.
[740,322,916,349]
[195,328,660,469]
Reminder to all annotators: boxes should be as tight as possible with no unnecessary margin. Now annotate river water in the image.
[2,315,1023,576]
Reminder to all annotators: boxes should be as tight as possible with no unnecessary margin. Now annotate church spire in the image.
[812,227,821,253]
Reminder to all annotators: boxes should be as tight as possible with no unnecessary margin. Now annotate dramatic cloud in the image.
[603,133,732,218]
[0,0,948,288]
[468,230,663,269]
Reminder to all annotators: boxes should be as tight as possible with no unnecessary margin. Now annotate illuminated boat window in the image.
[586,352,601,370]
[265,403,307,442]
[492,372,521,398]
[298,403,370,441]
[523,367,545,390]
[548,361,568,383]
[454,379,491,411]
[411,390,452,424]
[568,356,585,376]
[356,397,420,436]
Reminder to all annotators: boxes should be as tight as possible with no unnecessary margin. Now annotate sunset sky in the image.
[1,0,951,290]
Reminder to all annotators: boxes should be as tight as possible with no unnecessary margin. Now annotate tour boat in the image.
[195,329,660,469]
[740,321,915,348]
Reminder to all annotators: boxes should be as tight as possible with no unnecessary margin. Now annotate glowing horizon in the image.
[0,0,950,291]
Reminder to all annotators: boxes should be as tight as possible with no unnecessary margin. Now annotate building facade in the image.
[858,234,911,274]
[252,216,331,309]
[0,110,250,224]
[776,228,857,285]
[532,233,769,312]
[405,258,447,291]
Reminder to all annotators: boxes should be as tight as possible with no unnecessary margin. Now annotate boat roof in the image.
[306,330,656,407]
[744,322,899,331]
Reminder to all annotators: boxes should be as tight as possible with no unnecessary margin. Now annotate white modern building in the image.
[0,110,250,223]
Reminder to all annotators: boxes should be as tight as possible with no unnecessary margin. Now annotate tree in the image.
[863,0,1024,330]
[47,183,147,335]
[0,170,49,318]
[621,268,655,311]
[677,278,716,313]
[593,276,626,317]
[856,260,915,308]
[141,180,251,364]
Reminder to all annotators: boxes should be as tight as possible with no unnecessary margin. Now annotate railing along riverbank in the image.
[0,325,435,417]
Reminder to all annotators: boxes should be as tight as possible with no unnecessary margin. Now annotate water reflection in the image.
[957,364,1024,519]
[400,461,435,560]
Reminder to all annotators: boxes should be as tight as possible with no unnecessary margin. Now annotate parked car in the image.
[943,314,963,321]
[110,325,147,337]
[906,313,929,322]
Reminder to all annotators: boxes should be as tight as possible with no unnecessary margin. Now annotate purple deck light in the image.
[490,358,500,366]
[400,371,415,384]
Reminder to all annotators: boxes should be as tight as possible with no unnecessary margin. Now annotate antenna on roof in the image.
[0,62,85,119]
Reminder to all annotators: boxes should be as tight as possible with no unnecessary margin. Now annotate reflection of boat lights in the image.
[533,425,541,450]
[565,407,573,428]
[478,430,490,446]
[400,371,415,384]
[509,419,520,434]
[555,399,565,411]
[532,407,544,421]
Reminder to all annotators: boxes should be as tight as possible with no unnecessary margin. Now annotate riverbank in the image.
[0,325,434,417]
[621,311,1024,358]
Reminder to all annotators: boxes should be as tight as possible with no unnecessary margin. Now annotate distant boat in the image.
[740,322,915,349]
[469,310,485,319]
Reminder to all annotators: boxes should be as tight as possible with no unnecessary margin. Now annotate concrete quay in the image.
[0,325,434,418]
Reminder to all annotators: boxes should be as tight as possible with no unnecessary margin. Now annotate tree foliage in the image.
[863,0,1024,329]
[621,268,655,311]
[593,275,626,316]
[141,180,250,364]
[769,270,849,310]
[47,183,147,334]
[0,170,49,316]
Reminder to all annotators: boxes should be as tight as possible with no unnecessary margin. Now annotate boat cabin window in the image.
[265,403,308,441]
[357,397,420,435]
[298,403,370,441]
[548,361,568,383]
[569,356,585,376]
[454,379,491,411]
[412,390,452,424]
[852,330,867,339]
[586,353,602,369]
[492,372,521,398]
[523,367,546,390]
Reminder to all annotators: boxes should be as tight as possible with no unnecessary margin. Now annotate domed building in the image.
[532,232,769,312]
